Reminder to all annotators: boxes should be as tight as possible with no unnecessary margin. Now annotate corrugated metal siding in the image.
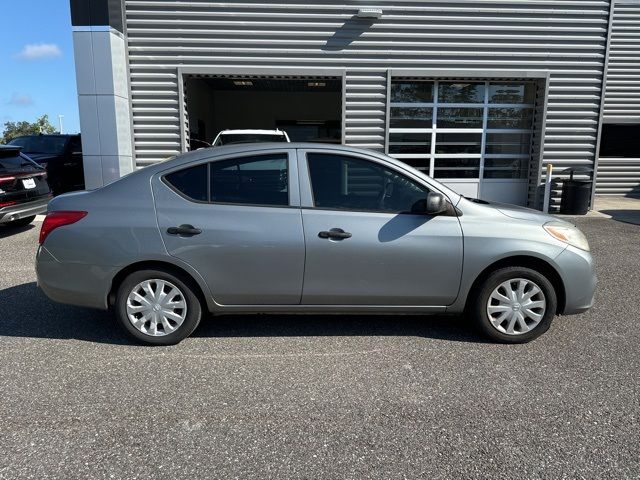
[124,0,611,208]
[603,0,640,122]
[344,71,387,150]
[597,1,640,197]
[595,157,640,195]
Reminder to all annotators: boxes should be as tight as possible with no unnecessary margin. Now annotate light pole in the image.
[58,115,64,134]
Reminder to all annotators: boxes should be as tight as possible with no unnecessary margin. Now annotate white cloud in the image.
[7,93,34,106]
[15,43,62,60]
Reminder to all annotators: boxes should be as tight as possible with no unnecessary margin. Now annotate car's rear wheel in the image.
[6,216,36,227]
[115,269,202,345]
[473,266,557,343]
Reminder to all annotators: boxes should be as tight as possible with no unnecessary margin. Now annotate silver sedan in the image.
[36,143,596,345]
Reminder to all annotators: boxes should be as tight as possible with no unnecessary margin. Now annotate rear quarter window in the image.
[164,164,208,202]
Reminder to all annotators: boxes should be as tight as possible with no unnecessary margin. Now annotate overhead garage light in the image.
[233,79,253,86]
[357,8,383,19]
[308,81,326,87]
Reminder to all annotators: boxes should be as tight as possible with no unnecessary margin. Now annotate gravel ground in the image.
[0,216,638,479]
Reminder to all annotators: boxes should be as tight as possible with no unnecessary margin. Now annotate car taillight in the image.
[0,175,16,184]
[0,201,18,208]
[39,211,87,245]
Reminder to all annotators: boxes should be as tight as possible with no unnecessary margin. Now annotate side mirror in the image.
[426,192,448,215]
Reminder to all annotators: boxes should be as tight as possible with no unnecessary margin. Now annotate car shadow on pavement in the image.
[598,209,640,226]
[0,223,36,239]
[194,314,487,343]
[0,282,132,345]
[0,282,488,345]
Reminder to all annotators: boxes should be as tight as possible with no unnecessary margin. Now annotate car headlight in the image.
[543,222,590,251]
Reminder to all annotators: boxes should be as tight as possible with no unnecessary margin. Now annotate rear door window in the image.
[210,154,288,206]
[163,153,289,206]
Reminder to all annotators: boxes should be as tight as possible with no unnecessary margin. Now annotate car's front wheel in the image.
[115,269,202,345]
[473,266,557,343]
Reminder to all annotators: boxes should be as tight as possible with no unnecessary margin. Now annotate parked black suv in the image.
[8,134,84,195]
[0,145,51,227]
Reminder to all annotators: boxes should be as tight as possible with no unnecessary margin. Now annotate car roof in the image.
[177,142,380,162]
[219,129,285,135]
[10,134,79,139]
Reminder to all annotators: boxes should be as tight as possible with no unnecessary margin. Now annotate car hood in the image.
[463,198,569,225]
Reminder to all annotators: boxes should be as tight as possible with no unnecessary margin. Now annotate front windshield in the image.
[216,134,286,146]
[9,136,68,154]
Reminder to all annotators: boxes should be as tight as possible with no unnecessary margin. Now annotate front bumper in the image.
[555,245,597,315]
[0,197,49,224]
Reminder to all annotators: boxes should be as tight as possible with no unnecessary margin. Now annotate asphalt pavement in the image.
[0,215,638,479]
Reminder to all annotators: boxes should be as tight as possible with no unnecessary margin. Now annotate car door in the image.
[153,149,305,305]
[298,149,463,306]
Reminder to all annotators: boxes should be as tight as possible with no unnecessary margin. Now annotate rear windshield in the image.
[0,152,40,172]
[9,136,68,154]
[216,134,286,146]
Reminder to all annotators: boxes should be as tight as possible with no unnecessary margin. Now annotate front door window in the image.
[306,153,430,213]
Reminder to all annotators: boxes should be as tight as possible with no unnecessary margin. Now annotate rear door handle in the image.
[318,228,352,240]
[167,224,202,236]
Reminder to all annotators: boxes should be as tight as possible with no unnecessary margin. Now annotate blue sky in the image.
[0,1,79,133]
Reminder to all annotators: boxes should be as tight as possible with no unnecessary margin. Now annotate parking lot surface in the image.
[0,216,638,479]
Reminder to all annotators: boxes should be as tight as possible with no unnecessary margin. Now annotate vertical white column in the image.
[73,27,134,189]
[429,81,438,178]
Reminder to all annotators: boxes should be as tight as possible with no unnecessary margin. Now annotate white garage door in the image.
[386,79,535,205]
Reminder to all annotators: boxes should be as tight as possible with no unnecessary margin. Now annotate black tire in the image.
[6,216,36,227]
[472,266,557,343]
[115,268,203,346]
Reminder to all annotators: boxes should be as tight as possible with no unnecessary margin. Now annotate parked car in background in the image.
[188,138,213,151]
[36,143,596,346]
[212,129,290,146]
[8,134,84,196]
[0,145,51,227]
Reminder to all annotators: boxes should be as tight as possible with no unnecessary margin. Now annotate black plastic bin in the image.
[560,169,591,215]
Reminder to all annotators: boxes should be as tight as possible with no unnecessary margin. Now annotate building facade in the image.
[597,0,640,197]
[70,0,640,209]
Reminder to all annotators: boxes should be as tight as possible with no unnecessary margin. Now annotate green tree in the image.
[1,114,57,144]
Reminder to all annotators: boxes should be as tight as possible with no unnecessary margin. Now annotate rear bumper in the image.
[0,197,49,224]
[555,245,597,315]
[35,245,117,310]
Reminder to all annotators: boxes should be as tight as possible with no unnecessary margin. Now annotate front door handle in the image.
[318,228,352,240]
[167,224,202,236]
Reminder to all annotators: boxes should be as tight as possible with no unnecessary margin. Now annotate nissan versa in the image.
[35,144,596,345]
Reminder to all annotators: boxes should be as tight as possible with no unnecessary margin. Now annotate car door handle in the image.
[167,224,202,236]
[318,228,352,240]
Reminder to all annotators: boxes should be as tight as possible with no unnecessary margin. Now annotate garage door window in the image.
[387,80,534,180]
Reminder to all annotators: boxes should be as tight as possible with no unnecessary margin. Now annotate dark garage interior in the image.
[185,76,343,147]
